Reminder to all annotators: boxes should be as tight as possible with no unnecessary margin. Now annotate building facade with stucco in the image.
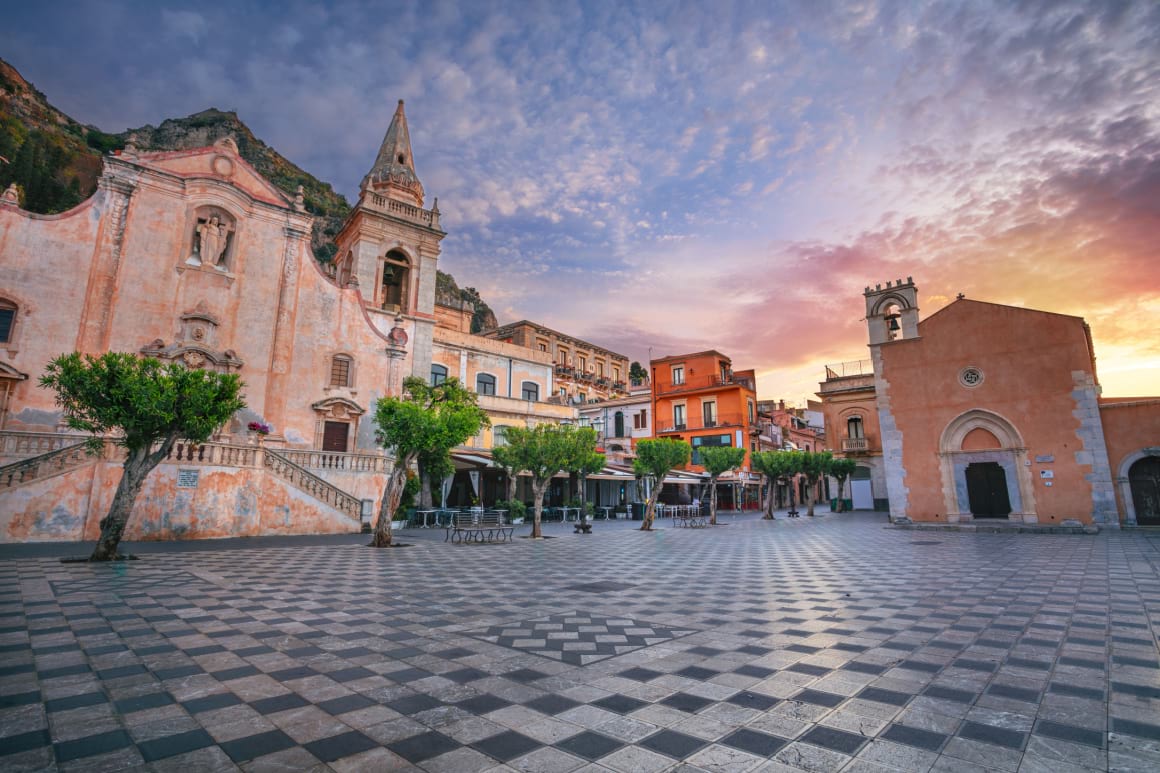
[819,278,1160,527]
[0,101,576,542]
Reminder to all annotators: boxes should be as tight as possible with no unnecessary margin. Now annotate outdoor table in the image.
[560,507,580,522]
[416,509,439,528]
[597,507,613,520]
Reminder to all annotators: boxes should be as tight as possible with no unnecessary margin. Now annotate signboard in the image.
[177,469,199,488]
[1039,470,1054,479]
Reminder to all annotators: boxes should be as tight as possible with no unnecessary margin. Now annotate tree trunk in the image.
[709,476,718,525]
[531,479,547,538]
[418,464,433,509]
[505,470,517,503]
[640,480,663,530]
[372,454,414,547]
[834,477,845,512]
[90,440,172,561]
[762,477,774,519]
[806,478,816,517]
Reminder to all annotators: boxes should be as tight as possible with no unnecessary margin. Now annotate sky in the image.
[4,0,1159,404]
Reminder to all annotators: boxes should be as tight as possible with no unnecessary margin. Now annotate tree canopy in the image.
[40,352,245,560]
[629,361,648,381]
[497,423,599,537]
[371,376,488,546]
[826,456,858,512]
[698,445,747,524]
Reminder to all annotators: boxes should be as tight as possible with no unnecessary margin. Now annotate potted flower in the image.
[497,499,526,525]
[247,421,272,445]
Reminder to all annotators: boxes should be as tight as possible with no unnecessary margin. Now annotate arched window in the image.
[430,363,447,386]
[380,250,410,311]
[493,425,510,447]
[614,411,625,437]
[521,381,539,401]
[336,251,355,287]
[330,354,353,387]
[476,373,496,396]
[0,299,16,344]
[847,416,864,439]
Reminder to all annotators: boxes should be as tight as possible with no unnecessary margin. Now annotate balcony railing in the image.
[825,360,873,379]
[657,412,747,434]
[656,374,755,395]
[842,436,870,452]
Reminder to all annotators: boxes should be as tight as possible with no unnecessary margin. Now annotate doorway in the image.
[322,421,350,452]
[966,462,1011,518]
[1130,456,1160,526]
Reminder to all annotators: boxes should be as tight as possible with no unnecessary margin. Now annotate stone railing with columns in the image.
[0,441,94,490]
[0,431,90,461]
[276,449,392,473]
[364,191,442,230]
[263,449,362,523]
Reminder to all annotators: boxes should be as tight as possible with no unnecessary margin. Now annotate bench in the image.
[445,511,515,544]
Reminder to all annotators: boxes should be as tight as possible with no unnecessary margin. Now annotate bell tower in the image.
[864,277,919,345]
[333,100,444,388]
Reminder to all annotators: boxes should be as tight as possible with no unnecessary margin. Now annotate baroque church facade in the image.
[0,101,573,541]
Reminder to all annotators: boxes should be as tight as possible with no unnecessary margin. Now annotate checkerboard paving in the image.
[0,512,1158,771]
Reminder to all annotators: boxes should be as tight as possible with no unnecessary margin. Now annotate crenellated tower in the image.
[864,277,919,345]
[334,100,444,385]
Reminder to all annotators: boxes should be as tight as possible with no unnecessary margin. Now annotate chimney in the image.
[778,399,785,411]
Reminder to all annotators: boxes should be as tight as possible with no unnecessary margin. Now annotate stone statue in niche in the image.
[197,215,232,269]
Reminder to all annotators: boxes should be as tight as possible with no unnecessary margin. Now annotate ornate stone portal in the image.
[140,304,243,372]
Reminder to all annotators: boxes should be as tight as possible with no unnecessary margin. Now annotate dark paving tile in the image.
[842,661,887,675]
[958,720,1026,750]
[801,725,867,755]
[250,693,311,715]
[503,667,550,683]
[0,729,51,756]
[987,683,1040,703]
[115,692,174,713]
[219,729,297,763]
[924,684,976,704]
[137,729,215,762]
[473,730,544,762]
[387,730,461,763]
[1035,720,1104,748]
[881,723,948,752]
[721,728,787,756]
[787,662,831,676]
[304,730,378,762]
[53,729,133,762]
[524,694,582,716]
[593,694,649,715]
[387,694,443,715]
[443,667,489,684]
[45,691,107,712]
[675,665,720,681]
[555,730,626,761]
[317,694,376,715]
[660,692,714,713]
[211,665,260,681]
[183,692,242,714]
[326,666,375,682]
[726,691,780,710]
[793,688,845,708]
[1110,718,1160,741]
[1049,682,1104,700]
[618,666,663,682]
[857,687,911,706]
[456,694,513,715]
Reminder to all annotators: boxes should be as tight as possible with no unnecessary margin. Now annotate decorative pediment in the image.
[0,361,28,380]
[311,397,366,420]
[122,137,293,209]
[141,305,242,372]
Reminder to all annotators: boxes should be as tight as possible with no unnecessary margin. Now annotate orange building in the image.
[819,278,1160,527]
[650,351,761,506]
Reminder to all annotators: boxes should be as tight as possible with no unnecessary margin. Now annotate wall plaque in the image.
[177,469,200,488]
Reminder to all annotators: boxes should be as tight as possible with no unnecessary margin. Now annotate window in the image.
[521,381,539,401]
[0,300,15,344]
[579,355,587,372]
[493,425,509,447]
[691,433,731,465]
[430,363,447,386]
[748,399,755,424]
[613,367,621,381]
[673,404,686,429]
[560,387,567,397]
[847,416,865,439]
[671,365,684,385]
[476,373,496,396]
[702,400,717,427]
[597,362,604,377]
[329,355,352,387]
[633,410,648,430]
[538,342,547,352]
[614,411,625,437]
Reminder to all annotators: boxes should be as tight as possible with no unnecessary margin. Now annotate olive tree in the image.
[40,352,245,561]
[372,377,488,547]
[801,450,833,516]
[633,438,691,530]
[827,457,858,512]
[751,450,801,519]
[562,427,605,521]
[698,445,747,525]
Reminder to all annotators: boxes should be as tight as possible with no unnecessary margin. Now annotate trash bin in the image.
[631,502,645,520]
[829,498,852,512]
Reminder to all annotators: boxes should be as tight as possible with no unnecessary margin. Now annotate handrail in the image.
[165,440,262,468]
[263,449,363,523]
[0,440,94,490]
[656,374,755,395]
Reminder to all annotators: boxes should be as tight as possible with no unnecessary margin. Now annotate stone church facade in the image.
[0,101,563,541]
[819,278,1160,527]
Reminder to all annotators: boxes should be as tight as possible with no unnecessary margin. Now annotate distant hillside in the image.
[436,271,499,333]
[0,57,497,326]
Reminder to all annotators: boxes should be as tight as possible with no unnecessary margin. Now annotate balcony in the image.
[657,412,747,434]
[656,373,755,395]
[841,436,870,452]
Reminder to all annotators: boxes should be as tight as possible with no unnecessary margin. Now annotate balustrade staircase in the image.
[0,440,95,490]
[0,432,372,531]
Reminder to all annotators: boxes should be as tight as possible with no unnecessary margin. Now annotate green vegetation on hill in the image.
[0,57,495,322]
